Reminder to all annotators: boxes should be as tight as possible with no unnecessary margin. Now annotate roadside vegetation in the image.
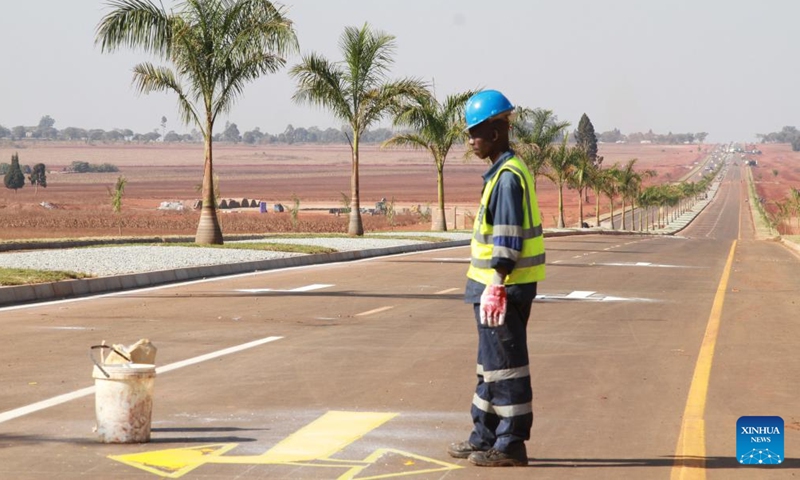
[0,267,91,286]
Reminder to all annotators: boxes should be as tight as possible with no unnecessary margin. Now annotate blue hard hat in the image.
[464,90,514,130]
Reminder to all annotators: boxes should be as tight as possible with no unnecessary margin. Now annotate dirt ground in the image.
[0,142,710,239]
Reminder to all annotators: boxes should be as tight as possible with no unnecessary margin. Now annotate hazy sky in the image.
[1,0,797,142]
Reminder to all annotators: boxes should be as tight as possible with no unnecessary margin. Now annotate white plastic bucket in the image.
[92,363,156,443]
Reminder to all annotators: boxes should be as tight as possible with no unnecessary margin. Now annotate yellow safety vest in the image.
[467,156,545,285]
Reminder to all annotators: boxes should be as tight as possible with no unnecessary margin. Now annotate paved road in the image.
[0,165,797,479]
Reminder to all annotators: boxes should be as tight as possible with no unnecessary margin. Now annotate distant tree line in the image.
[1,159,116,174]
[0,115,397,145]
[596,128,708,145]
[65,161,119,173]
[757,126,800,151]
[0,114,709,147]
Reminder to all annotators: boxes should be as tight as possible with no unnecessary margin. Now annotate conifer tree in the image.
[576,113,599,164]
[4,153,25,192]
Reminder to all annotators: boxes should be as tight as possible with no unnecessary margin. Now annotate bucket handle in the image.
[89,345,131,378]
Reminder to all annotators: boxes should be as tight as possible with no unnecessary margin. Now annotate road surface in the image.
[0,164,797,479]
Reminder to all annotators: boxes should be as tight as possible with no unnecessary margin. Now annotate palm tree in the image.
[630,169,656,230]
[596,165,621,229]
[569,148,595,227]
[790,187,800,232]
[512,108,570,192]
[383,90,473,231]
[544,133,578,228]
[291,23,426,236]
[96,0,297,244]
[614,159,641,230]
[638,186,660,231]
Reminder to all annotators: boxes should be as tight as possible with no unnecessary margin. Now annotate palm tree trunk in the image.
[608,196,615,229]
[595,189,601,227]
[578,187,584,227]
[195,121,223,244]
[557,183,565,228]
[621,199,627,230]
[432,163,446,231]
[348,135,364,236]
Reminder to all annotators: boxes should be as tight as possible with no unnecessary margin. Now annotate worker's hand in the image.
[480,284,507,327]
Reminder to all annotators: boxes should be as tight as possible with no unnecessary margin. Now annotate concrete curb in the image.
[780,238,800,259]
[0,240,469,307]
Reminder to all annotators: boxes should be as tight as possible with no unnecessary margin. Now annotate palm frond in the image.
[382,133,429,151]
[290,52,353,122]
[132,62,201,129]
[95,0,173,56]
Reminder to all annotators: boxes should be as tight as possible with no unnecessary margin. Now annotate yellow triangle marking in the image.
[109,443,237,478]
[337,448,463,480]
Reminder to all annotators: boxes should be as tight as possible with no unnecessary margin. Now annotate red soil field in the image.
[747,143,800,235]
[0,142,711,240]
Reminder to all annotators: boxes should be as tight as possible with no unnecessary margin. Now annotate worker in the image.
[447,90,545,467]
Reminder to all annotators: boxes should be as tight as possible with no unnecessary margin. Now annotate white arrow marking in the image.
[536,291,656,303]
[565,291,595,299]
[594,262,699,268]
[355,306,394,317]
[237,283,333,293]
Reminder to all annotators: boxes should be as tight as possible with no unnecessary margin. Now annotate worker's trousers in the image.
[468,299,533,453]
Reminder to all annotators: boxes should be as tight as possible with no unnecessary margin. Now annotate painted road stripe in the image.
[355,306,394,317]
[237,283,333,293]
[565,291,595,299]
[596,262,699,269]
[535,292,655,303]
[671,240,737,480]
[257,411,397,463]
[435,288,460,295]
[156,336,283,375]
[0,336,283,424]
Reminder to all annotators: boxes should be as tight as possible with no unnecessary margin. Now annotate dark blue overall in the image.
[468,285,535,454]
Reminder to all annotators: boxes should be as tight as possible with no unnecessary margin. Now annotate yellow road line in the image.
[671,240,737,480]
[259,411,397,463]
[355,306,395,317]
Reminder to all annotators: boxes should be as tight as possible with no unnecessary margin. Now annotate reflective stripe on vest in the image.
[467,156,545,285]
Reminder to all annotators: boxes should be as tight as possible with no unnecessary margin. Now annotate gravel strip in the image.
[0,246,304,276]
[230,234,469,251]
[0,234,471,276]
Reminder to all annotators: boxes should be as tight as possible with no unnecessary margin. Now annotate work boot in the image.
[468,446,528,467]
[447,441,484,459]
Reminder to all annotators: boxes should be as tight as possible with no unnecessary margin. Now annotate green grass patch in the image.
[366,234,455,243]
[209,242,337,255]
[0,267,91,286]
